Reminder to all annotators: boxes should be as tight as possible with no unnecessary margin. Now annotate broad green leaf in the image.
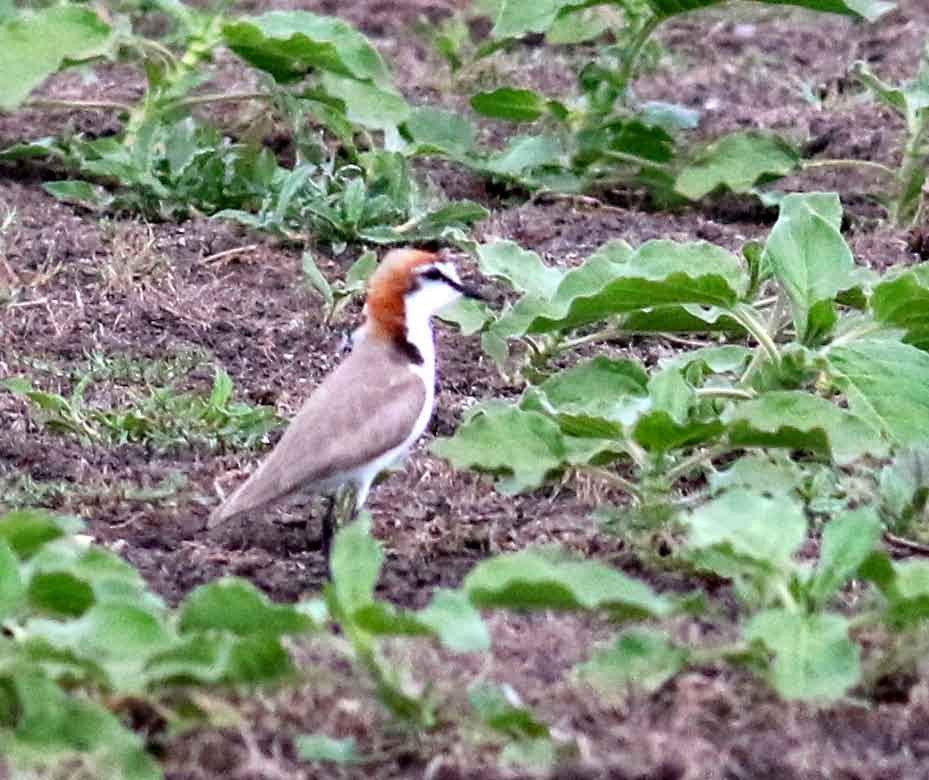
[178,577,315,637]
[483,134,566,178]
[579,628,688,693]
[0,538,24,618]
[417,589,490,652]
[879,449,929,523]
[403,106,475,157]
[744,609,860,700]
[320,73,409,130]
[0,509,78,559]
[0,6,112,110]
[469,683,549,739]
[633,411,724,453]
[477,241,563,297]
[330,513,383,613]
[223,634,296,683]
[25,603,174,692]
[685,489,807,587]
[471,87,548,122]
[827,339,929,447]
[464,548,672,618]
[42,180,112,210]
[27,571,94,617]
[223,11,391,85]
[491,0,892,40]
[296,734,360,765]
[725,391,885,465]
[675,132,799,200]
[808,507,881,609]
[546,6,609,43]
[522,357,650,437]
[708,453,804,496]
[345,250,378,289]
[1,669,159,779]
[495,240,747,337]
[872,263,929,351]
[438,298,493,336]
[432,406,603,493]
[762,193,854,343]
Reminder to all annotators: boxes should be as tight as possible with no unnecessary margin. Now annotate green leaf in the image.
[0,509,77,559]
[432,406,588,493]
[302,251,334,307]
[223,11,391,85]
[725,391,886,465]
[579,628,688,694]
[438,298,493,336]
[418,589,490,652]
[320,73,409,130]
[477,241,564,298]
[344,250,378,289]
[522,357,649,437]
[0,6,112,110]
[464,548,672,619]
[27,571,94,617]
[296,734,360,765]
[471,87,548,122]
[494,240,748,336]
[330,513,383,614]
[42,180,112,210]
[685,489,807,599]
[403,106,475,157]
[25,603,174,692]
[762,193,855,343]
[675,132,799,200]
[483,134,566,178]
[808,507,881,609]
[0,538,24,618]
[872,263,929,351]
[744,609,860,700]
[708,453,804,497]
[827,339,929,447]
[469,683,549,739]
[179,577,315,636]
[633,411,725,454]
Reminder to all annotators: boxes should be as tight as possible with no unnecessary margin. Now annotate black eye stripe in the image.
[421,267,445,281]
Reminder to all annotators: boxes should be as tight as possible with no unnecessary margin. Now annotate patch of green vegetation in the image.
[3,360,280,452]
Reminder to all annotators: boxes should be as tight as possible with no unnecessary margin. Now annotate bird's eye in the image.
[421,267,445,282]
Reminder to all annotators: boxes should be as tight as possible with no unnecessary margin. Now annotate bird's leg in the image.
[318,494,337,569]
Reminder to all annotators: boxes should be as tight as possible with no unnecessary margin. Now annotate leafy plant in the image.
[2,364,280,451]
[0,5,486,245]
[403,0,894,199]
[0,509,317,779]
[434,191,928,521]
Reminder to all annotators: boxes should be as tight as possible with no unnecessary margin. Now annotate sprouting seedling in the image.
[302,250,377,325]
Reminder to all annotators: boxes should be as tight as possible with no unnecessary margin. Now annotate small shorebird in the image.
[210,248,481,567]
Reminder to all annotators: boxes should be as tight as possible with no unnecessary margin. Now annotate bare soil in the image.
[2,1,929,778]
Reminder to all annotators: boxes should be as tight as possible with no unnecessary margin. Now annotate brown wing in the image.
[211,339,427,524]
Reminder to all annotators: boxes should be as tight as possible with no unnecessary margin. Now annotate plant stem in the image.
[892,114,929,226]
[731,303,780,365]
[603,149,671,171]
[24,98,133,112]
[577,466,642,501]
[802,158,896,179]
[171,91,272,109]
[558,325,623,352]
[616,14,662,100]
[665,444,731,483]
[695,386,756,400]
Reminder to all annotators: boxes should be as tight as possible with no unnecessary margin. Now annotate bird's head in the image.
[365,248,482,342]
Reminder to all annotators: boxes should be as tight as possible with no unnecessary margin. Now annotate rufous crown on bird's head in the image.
[365,248,480,341]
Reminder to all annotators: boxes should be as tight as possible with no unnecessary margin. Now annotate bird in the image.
[209,247,482,569]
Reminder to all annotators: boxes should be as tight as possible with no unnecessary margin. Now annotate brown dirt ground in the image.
[2,0,929,778]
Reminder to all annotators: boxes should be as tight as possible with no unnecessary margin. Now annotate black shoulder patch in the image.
[397,337,424,365]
